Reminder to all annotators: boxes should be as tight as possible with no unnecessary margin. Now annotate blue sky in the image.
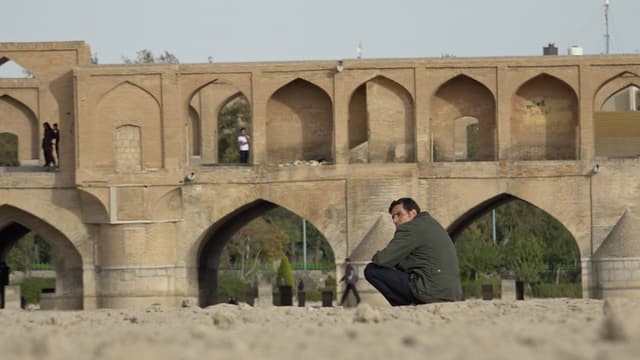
[1,0,639,65]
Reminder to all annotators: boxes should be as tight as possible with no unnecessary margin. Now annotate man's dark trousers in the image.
[364,263,420,306]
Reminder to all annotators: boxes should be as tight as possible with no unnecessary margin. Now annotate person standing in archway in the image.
[238,127,250,163]
[365,197,462,306]
[41,122,55,169]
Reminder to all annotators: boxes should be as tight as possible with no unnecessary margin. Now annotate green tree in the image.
[8,233,36,276]
[219,216,289,278]
[502,233,546,282]
[122,49,179,64]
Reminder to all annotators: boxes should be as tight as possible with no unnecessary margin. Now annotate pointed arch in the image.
[431,75,496,162]
[347,75,415,163]
[218,92,252,163]
[188,79,246,163]
[594,75,640,157]
[447,193,578,244]
[511,73,579,160]
[195,198,335,306]
[267,78,333,163]
[95,82,162,169]
[0,95,39,162]
[600,84,640,112]
[0,205,83,309]
[0,57,34,78]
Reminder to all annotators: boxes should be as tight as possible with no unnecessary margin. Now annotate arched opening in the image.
[0,206,83,309]
[187,105,201,158]
[95,82,162,170]
[595,85,640,157]
[0,95,39,164]
[432,75,496,162]
[197,200,336,307]
[0,132,19,166]
[449,194,581,299]
[511,74,579,160]
[0,57,33,78]
[348,76,415,163]
[267,79,333,164]
[218,94,251,163]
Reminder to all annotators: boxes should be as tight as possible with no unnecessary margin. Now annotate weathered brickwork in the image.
[2,41,640,308]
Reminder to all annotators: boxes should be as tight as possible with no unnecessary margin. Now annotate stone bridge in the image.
[1,41,640,309]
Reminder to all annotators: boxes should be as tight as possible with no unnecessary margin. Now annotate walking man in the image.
[339,258,361,306]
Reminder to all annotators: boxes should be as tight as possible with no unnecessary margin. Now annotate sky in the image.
[1,0,639,66]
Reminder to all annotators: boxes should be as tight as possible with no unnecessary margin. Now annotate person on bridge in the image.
[339,257,361,306]
[41,122,55,169]
[52,123,60,167]
[364,197,462,306]
[238,127,250,163]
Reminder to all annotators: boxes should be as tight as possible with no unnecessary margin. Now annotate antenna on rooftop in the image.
[604,0,610,54]
[356,41,363,59]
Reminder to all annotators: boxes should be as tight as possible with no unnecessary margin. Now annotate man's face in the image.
[390,204,417,227]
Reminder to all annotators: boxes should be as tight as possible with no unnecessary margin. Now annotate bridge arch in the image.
[348,75,415,163]
[0,95,39,163]
[195,198,337,306]
[431,75,496,162]
[218,92,251,163]
[0,205,83,309]
[447,192,582,254]
[188,79,249,164]
[267,78,333,164]
[593,72,640,158]
[593,72,640,111]
[95,82,162,170]
[511,73,579,160]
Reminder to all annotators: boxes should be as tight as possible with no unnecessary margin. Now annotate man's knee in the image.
[364,262,377,281]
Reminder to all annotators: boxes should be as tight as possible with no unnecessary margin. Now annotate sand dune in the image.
[1,298,640,360]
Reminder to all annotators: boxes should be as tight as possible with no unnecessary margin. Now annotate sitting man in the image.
[364,197,462,306]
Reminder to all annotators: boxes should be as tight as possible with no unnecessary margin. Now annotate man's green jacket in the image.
[372,212,462,302]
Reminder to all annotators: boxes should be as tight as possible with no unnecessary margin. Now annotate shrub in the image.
[217,274,248,302]
[530,283,582,298]
[276,256,294,287]
[21,277,56,304]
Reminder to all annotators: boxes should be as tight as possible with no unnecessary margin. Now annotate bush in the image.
[461,278,502,299]
[217,274,248,303]
[20,277,56,304]
[276,256,294,287]
[530,283,582,298]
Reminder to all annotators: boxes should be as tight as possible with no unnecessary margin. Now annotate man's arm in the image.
[371,225,417,268]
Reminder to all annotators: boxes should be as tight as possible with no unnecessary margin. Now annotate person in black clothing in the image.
[41,122,55,168]
[339,258,361,305]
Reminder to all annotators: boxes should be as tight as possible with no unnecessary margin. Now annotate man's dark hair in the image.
[240,127,246,132]
[388,197,421,214]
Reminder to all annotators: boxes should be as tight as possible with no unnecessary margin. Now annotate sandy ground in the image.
[1,298,640,360]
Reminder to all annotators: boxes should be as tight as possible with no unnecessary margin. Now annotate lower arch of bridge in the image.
[446,194,580,288]
[196,199,335,307]
[0,205,83,309]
